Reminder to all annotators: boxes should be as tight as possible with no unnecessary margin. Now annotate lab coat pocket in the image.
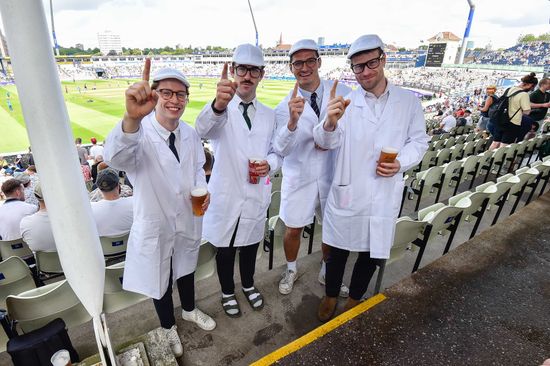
[131,218,161,256]
[333,185,352,209]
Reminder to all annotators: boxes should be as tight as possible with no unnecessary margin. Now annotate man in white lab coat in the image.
[196,44,282,318]
[104,61,215,358]
[274,39,351,297]
[313,34,429,322]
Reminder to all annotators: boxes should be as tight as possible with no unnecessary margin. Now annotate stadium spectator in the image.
[202,147,213,183]
[490,73,537,149]
[463,109,473,126]
[195,44,282,318]
[524,121,540,140]
[15,173,38,208]
[75,137,89,165]
[273,39,351,298]
[104,61,215,358]
[431,110,456,134]
[313,34,428,322]
[477,85,497,132]
[91,155,103,183]
[19,182,56,252]
[89,137,104,160]
[90,168,133,237]
[529,77,550,127]
[25,165,39,186]
[0,178,38,240]
[0,155,7,169]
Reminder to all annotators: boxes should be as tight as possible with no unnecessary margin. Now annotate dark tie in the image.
[310,92,320,118]
[241,102,252,130]
[168,132,180,162]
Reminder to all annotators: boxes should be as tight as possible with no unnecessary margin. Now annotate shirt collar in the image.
[299,82,324,101]
[361,79,391,100]
[151,114,179,142]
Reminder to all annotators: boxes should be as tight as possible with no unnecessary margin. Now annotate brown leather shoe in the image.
[343,298,361,313]
[317,296,338,322]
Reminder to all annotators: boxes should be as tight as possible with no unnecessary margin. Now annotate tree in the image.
[518,34,537,43]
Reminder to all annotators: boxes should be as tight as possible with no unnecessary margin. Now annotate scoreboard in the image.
[425,43,447,67]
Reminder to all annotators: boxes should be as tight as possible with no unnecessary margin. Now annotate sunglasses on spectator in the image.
[350,54,385,74]
[290,57,320,70]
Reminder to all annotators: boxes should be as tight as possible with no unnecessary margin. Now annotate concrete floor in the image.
[0,160,548,365]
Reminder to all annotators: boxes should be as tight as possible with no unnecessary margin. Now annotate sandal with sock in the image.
[242,286,264,310]
[221,294,241,318]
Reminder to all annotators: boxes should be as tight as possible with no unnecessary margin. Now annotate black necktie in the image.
[241,102,252,130]
[311,92,320,118]
[168,132,180,162]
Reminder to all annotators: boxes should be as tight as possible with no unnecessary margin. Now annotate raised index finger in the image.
[221,63,228,80]
[142,58,151,82]
[330,80,339,99]
[291,82,300,99]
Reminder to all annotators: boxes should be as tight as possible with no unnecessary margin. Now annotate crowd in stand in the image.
[469,41,550,66]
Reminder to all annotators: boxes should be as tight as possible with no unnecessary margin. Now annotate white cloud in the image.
[1,0,548,50]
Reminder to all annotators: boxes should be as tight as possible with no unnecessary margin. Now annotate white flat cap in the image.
[232,44,264,67]
[152,68,190,88]
[347,34,384,59]
[289,39,319,57]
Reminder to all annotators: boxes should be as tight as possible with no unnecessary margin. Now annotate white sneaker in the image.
[181,308,216,331]
[164,325,183,357]
[279,269,297,295]
[318,272,350,298]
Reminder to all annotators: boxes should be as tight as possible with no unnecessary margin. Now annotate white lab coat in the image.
[274,80,351,228]
[104,113,206,299]
[313,83,429,258]
[195,96,282,247]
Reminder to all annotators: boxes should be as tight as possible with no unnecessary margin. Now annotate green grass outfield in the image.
[0,77,296,154]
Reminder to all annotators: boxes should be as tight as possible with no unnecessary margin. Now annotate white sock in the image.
[287,261,297,273]
[222,292,234,298]
[320,260,326,277]
[242,286,254,292]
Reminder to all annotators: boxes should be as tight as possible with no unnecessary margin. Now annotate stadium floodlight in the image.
[457,0,475,64]
[0,1,115,365]
[247,0,259,47]
[49,0,60,56]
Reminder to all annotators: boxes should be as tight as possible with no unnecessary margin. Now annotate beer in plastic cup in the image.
[248,157,263,184]
[379,147,398,164]
[191,187,208,216]
[51,349,72,366]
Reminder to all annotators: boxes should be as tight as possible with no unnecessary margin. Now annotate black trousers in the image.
[153,268,195,329]
[215,218,259,294]
[325,245,379,300]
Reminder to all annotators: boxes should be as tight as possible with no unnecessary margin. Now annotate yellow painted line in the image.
[250,293,387,366]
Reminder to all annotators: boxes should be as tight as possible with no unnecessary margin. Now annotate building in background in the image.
[97,31,122,56]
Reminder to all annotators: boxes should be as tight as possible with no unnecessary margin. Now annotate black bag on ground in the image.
[488,87,526,127]
[7,318,79,366]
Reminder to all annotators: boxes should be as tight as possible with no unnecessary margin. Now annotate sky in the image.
[2,0,550,50]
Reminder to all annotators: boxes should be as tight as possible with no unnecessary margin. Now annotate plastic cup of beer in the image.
[51,349,72,366]
[248,157,263,184]
[379,147,398,164]
[191,187,208,216]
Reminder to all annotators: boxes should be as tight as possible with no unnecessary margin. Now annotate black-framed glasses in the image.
[290,57,320,70]
[350,54,385,74]
[156,88,188,102]
[235,65,263,78]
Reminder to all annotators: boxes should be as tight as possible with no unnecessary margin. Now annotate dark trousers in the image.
[325,245,379,300]
[215,218,259,294]
[153,268,195,329]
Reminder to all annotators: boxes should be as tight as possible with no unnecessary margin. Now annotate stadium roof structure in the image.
[427,31,461,43]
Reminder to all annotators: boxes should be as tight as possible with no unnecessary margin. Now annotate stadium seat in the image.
[34,251,64,282]
[450,143,464,161]
[196,240,217,281]
[462,140,476,157]
[457,154,481,190]
[530,160,550,197]
[6,279,92,333]
[434,148,451,166]
[432,139,445,151]
[524,137,538,165]
[103,262,147,314]
[373,217,432,293]
[263,215,285,270]
[416,150,437,172]
[99,233,129,261]
[476,180,513,226]
[409,166,444,211]
[0,239,34,265]
[0,256,36,309]
[508,167,540,214]
[448,190,490,239]
[444,137,456,149]
[437,160,463,201]
[417,200,467,260]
